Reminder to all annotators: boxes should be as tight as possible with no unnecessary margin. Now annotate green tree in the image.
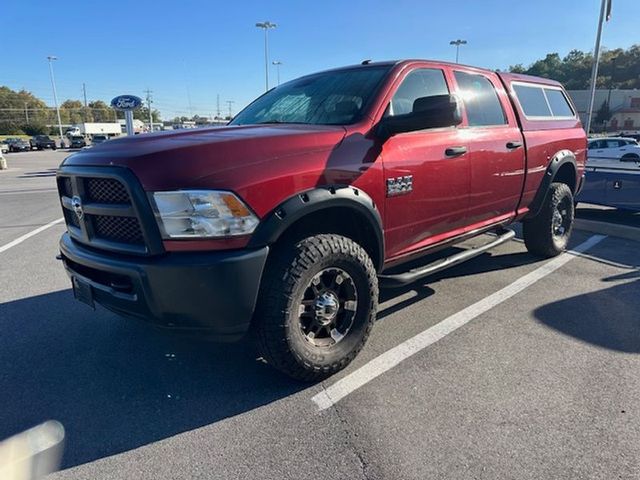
[133,106,161,123]
[595,100,611,127]
[509,44,640,89]
[22,122,49,136]
[61,100,85,124]
[0,86,53,133]
[88,100,116,122]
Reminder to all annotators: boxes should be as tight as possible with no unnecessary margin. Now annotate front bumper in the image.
[59,233,269,341]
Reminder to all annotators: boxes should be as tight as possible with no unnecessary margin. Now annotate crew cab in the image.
[56,60,585,380]
[30,135,57,150]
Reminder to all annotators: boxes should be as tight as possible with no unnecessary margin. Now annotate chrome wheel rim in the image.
[553,197,572,237]
[297,268,358,347]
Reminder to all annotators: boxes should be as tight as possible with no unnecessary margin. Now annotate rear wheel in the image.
[254,234,378,381]
[523,182,574,257]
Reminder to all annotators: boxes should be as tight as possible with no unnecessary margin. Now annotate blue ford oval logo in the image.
[111,95,143,111]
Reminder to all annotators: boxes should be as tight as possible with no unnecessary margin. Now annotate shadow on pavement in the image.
[0,290,305,470]
[534,278,640,353]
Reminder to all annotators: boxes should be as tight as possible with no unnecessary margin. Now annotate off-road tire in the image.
[254,234,378,382]
[523,182,574,258]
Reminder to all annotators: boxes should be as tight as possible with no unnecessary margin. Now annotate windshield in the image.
[231,66,391,126]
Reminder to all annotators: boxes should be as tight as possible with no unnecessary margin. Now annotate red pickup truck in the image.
[56,60,585,380]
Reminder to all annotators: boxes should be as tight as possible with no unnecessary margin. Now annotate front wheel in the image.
[254,234,378,381]
[523,182,575,258]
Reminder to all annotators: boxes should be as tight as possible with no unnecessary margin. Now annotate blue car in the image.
[578,145,640,211]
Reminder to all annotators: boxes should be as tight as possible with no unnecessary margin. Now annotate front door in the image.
[382,67,470,259]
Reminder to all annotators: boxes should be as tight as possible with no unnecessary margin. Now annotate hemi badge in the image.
[386,175,413,197]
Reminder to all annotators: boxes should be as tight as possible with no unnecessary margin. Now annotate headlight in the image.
[150,190,259,238]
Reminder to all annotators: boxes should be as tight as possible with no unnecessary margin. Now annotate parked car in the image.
[587,137,640,166]
[5,138,31,152]
[0,141,8,154]
[30,135,57,150]
[91,135,109,145]
[56,60,585,380]
[615,132,640,142]
[69,136,87,149]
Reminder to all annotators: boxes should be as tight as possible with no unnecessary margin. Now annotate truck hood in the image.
[62,124,347,191]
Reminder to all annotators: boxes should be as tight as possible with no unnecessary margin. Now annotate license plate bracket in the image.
[73,276,95,309]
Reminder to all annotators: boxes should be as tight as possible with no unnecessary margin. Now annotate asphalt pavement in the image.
[0,151,639,479]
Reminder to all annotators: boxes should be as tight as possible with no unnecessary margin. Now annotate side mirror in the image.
[377,94,462,141]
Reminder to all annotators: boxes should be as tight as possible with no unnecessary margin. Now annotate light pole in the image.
[256,21,277,91]
[272,60,283,86]
[47,56,64,147]
[449,39,467,64]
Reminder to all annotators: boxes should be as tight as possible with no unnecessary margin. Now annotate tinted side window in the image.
[454,71,506,126]
[544,88,574,117]
[387,69,449,117]
[513,84,551,117]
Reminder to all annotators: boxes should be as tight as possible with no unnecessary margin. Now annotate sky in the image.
[2,0,638,120]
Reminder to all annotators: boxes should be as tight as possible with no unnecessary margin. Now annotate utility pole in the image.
[24,103,29,123]
[82,83,88,122]
[144,88,153,132]
[255,21,277,91]
[47,56,64,146]
[586,0,612,134]
[449,39,467,64]
[226,100,235,119]
[216,94,221,119]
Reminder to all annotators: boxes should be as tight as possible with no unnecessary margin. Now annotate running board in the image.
[378,228,516,288]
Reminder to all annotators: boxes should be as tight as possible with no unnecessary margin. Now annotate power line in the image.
[226,100,235,118]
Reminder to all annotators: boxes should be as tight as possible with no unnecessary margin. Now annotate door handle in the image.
[445,146,467,157]
[506,141,523,149]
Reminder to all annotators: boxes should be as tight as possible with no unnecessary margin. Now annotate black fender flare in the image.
[248,186,384,269]
[527,149,577,218]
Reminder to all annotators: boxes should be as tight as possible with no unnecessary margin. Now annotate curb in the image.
[574,218,640,243]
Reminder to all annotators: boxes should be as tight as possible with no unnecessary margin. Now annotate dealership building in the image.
[567,89,640,132]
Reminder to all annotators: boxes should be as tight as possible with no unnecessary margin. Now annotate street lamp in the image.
[47,56,64,147]
[449,39,467,64]
[272,60,283,86]
[256,21,277,91]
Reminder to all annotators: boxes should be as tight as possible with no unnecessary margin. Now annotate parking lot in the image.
[1,150,639,479]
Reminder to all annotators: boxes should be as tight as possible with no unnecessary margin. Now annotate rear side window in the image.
[453,71,506,127]
[513,83,575,119]
[545,89,574,117]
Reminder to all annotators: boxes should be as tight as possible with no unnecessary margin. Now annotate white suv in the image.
[587,137,640,166]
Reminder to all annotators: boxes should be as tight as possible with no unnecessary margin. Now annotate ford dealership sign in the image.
[111,95,143,111]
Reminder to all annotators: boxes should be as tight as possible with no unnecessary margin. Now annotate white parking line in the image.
[312,234,607,411]
[0,217,64,254]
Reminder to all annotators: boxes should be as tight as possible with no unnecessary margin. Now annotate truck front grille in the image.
[56,167,164,256]
[92,215,144,244]
[86,178,130,204]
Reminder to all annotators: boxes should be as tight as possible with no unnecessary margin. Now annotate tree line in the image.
[0,86,161,135]
[509,44,640,90]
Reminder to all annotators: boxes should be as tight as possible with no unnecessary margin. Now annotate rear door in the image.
[451,69,525,227]
[381,67,470,259]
